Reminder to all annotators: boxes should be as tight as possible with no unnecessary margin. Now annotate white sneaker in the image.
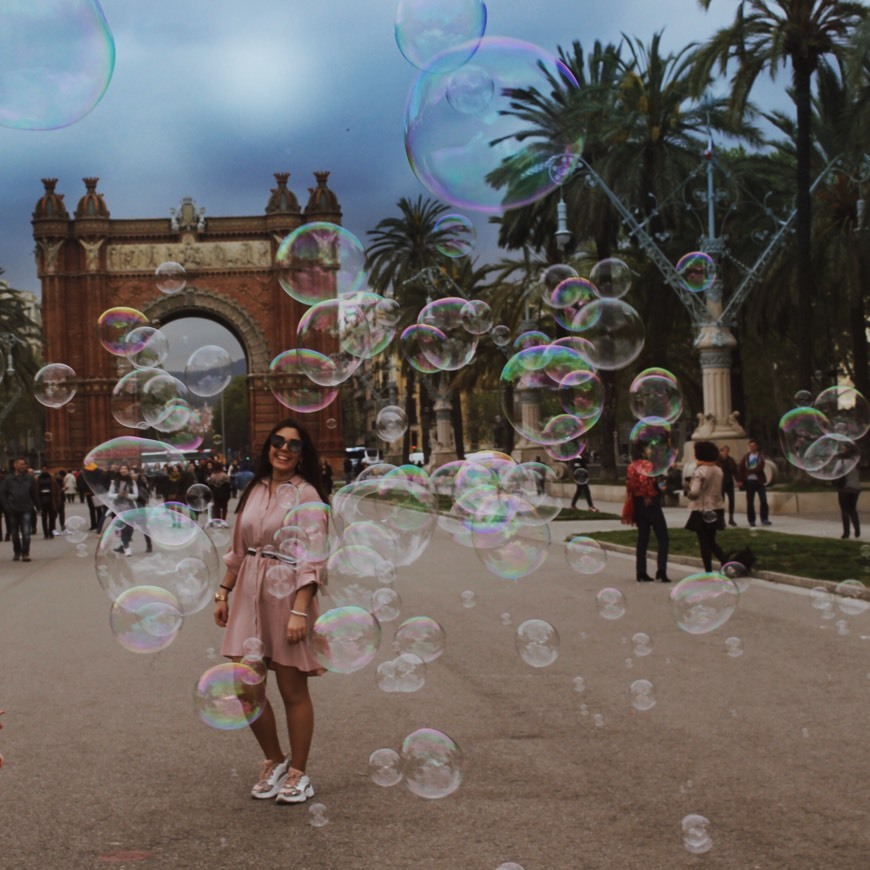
[124,547,132,557]
[251,756,290,799]
[275,768,314,804]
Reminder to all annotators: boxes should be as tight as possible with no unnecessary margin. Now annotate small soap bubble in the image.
[460,590,476,608]
[500,611,512,626]
[632,632,652,657]
[630,678,656,711]
[835,619,850,636]
[327,417,337,429]
[369,748,403,787]
[724,636,744,658]
[572,676,586,694]
[593,713,605,728]
[515,619,559,668]
[596,588,627,620]
[497,864,526,870]
[308,802,329,827]
[624,657,634,669]
[155,261,186,295]
[681,814,713,855]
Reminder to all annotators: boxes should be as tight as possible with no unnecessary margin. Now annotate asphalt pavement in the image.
[0,498,867,869]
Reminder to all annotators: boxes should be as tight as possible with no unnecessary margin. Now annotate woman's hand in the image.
[287,613,307,644]
[214,601,229,628]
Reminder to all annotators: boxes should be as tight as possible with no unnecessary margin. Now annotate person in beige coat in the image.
[685,440,726,573]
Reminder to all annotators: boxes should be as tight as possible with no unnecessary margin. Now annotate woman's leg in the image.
[274,665,314,773]
[696,528,713,572]
[635,515,651,576]
[232,661,284,764]
[650,505,669,574]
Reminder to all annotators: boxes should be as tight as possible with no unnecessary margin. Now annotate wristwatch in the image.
[214,591,228,603]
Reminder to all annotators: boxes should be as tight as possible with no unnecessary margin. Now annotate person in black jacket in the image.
[0,458,40,562]
[717,445,738,527]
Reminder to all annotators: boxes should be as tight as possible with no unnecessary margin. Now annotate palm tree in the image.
[692,0,868,389]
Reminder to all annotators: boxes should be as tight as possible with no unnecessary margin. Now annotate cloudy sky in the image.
[0,0,775,302]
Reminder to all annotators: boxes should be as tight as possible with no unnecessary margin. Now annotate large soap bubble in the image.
[416,297,479,371]
[268,350,339,413]
[124,327,170,369]
[405,37,579,213]
[434,213,476,257]
[394,616,446,663]
[629,417,677,477]
[570,298,645,370]
[813,386,869,441]
[514,619,559,668]
[296,298,370,385]
[670,573,740,635]
[34,364,77,408]
[629,369,683,423]
[676,251,716,294]
[98,307,149,357]
[400,728,464,799]
[395,0,487,71]
[185,345,233,398]
[276,222,367,305]
[0,0,115,130]
[109,585,183,654]
[589,258,632,299]
[154,261,186,295]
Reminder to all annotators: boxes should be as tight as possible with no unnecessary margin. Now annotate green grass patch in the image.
[579,527,870,584]
[554,507,621,521]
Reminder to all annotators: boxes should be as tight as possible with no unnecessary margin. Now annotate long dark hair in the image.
[236,417,330,514]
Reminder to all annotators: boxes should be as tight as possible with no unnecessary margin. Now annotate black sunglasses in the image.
[269,434,303,453]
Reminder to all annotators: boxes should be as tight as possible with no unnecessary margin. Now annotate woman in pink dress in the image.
[213,417,331,805]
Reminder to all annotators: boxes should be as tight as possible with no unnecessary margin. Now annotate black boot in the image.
[655,570,671,583]
[636,573,654,582]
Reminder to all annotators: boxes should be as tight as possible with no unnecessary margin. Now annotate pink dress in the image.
[221,478,326,675]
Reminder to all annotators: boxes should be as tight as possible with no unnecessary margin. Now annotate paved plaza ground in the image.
[0,497,867,869]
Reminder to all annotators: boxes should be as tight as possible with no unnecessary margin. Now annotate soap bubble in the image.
[109,585,183,654]
[369,747,403,787]
[565,536,606,574]
[297,298,369,385]
[376,406,409,442]
[813,385,869,441]
[193,662,266,730]
[632,632,653,657]
[724,636,743,658]
[98,307,149,356]
[185,345,233,398]
[629,678,656,711]
[186,484,213,512]
[596,588,627,620]
[268,350,339,413]
[676,251,716,293]
[405,37,579,213]
[276,222,367,305]
[308,803,329,828]
[515,619,559,668]
[395,0,487,71]
[416,297,479,371]
[834,579,869,617]
[629,417,677,477]
[64,515,89,544]
[460,590,476,608]
[400,728,464,799]
[309,606,381,674]
[434,214,476,257]
[570,298,645,370]
[155,261,186,295]
[0,0,115,130]
[628,369,682,423]
[589,258,632,299]
[460,299,493,335]
[681,814,713,854]
[34,364,77,408]
[124,327,169,369]
[572,676,586,694]
[490,324,511,346]
[376,652,427,693]
[721,561,751,594]
[671,573,740,635]
[394,616,446,663]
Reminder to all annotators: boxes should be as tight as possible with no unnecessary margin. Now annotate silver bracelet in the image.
[290,609,308,618]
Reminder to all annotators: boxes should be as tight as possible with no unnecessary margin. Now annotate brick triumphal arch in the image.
[33,172,346,467]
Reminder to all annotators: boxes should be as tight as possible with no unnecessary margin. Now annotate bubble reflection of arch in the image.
[142,286,269,375]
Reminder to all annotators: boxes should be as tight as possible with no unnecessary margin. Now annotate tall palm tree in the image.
[692,0,868,389]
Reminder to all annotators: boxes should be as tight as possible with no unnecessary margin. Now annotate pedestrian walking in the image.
[0,458,40,562]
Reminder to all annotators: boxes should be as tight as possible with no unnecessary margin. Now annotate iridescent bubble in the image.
[242,636,265,657]
[0,0,115,130]
[394,616,445,663]
[376,405,409,442]
[348,291,400,359]
[676,251,716,294]
[565,535,606,574]
[376,652,427,693]
[681,814,713,855]
[395,0,487,71]
[670,573,740,635]
[628,369,682,423]
[541,263,578,292]
[417,297,478,371]
[185,345,232,398]
[779,406,831,471]
[515,619,559,668]
[596,588,627,620]
[629,678,656,711]
[309,606,381,674]
[371,587,402,623]
[98,307,149,357]
[297,298,370,385]
[369,747,403,787]
[472,511,550,580]
[64,515,89,544]
[629,417,677,477]
[549,278,597,330]
[154,261,186,295]
[276,221,367,305]
[281,502,331,563]
[814,386,870,441]
[400,728,464,799]
[109,585,183,654]
[802,433,861,481]
[571,298,645,370]
[434,213,476,257]
[400,324,443,374]
[460,299,493,335]
[794,389,813,405]
[513,330,550,353]
[193,662,266,731]
[124,327,170,369]
[405,37,579,213]
[589,258,632,299]
[33,364,77,408]
[186,483,212,512]
[559,368,604,433]
[268,350,339,413]
[632,632,653,657]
